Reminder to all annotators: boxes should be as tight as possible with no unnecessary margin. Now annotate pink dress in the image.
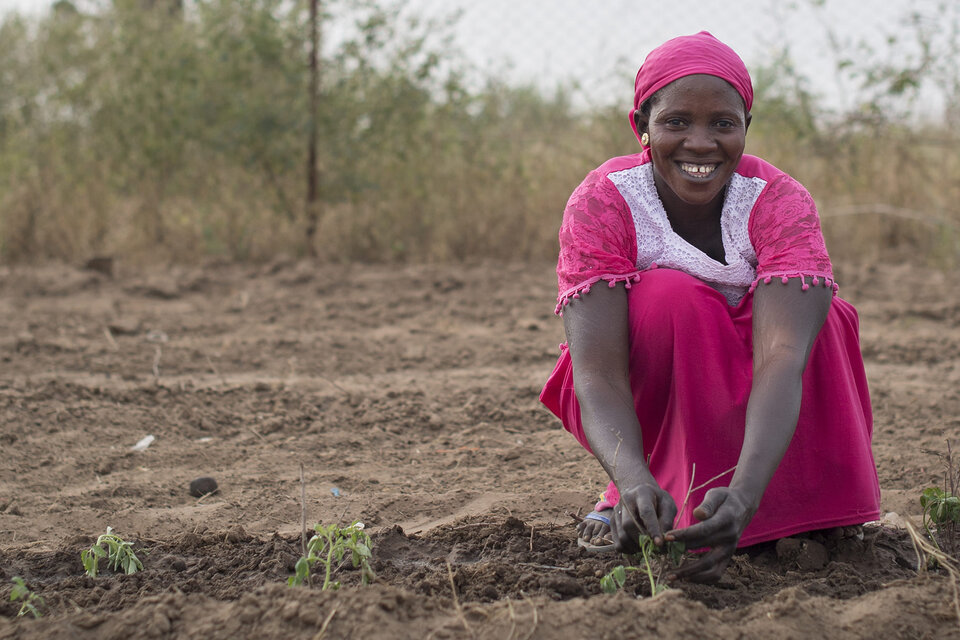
[540,152,881,547]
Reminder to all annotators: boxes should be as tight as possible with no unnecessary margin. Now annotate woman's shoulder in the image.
[575,153,648,188]
[594,153,648,176]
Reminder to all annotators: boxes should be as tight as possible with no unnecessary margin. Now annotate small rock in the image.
[189,476,218,498]
[542,575,584,597]
[84,257,114,277]
[108,318,141,336]
[796,539,829,571]
[776,537,829,571]
[224,526,246,543]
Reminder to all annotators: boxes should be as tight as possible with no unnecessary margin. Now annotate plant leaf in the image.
[600,574,617,594]
[10,578,29,601]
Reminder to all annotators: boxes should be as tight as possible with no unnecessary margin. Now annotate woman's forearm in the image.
[563,284,655,490]
[574,372,655,489]
[729,351,807,510]
[730,279,832,511]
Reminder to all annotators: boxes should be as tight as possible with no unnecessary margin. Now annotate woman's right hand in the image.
[611,480,678,552]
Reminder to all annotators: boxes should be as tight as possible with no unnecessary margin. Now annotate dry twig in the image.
[505,599,519,640]
[517,563,575,572]
[152,346,162,378]
[313,607,338,640]
[300,463,308,560]
[103,327,118,351]
[676,464,738,525]
[905,518,960,627]
[446,562,474,638]
[521,594,539,640]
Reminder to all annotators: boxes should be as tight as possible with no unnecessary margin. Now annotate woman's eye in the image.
[666,118,685,126]
[715,120,736,128]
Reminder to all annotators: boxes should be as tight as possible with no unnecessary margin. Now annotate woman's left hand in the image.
[663,487,756,583]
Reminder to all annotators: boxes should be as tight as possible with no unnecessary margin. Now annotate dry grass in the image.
[0,4,957,268]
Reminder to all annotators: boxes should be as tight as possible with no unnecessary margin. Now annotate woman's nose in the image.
[683,126,718,152]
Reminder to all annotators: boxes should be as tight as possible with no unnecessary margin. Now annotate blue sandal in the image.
[576,510,616,552]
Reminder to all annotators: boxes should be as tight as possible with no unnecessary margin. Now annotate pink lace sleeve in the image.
[747,174,838,295]
[555,170,641,314]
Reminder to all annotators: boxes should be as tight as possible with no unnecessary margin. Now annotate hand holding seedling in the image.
[664,486,755,583]
[610,479,678,552]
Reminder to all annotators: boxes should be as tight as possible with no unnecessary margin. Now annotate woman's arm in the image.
[667,277,832,582]
[563,283,677,548]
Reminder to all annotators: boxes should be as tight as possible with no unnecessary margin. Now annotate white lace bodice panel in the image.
[606,164,767,305]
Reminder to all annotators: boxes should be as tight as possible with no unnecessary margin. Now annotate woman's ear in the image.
[745,112,752,133]
[634,110,649,136]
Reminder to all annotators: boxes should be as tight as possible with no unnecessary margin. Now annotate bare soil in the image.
[0,260,958,639]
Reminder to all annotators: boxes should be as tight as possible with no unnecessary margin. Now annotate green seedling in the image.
[919,442,960,558]
[922,488,960,529]
[600,534,685,597]
[288,520,374,590]
[920,486,960,560]
[10,577,44,619]
[81,527,143,577]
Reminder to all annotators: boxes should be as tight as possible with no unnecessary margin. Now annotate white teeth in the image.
[681,163,716,176]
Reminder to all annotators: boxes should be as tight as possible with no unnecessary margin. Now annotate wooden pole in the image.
[305,0,321,255]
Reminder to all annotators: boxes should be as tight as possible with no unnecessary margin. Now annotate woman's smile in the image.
[678,162,719,179]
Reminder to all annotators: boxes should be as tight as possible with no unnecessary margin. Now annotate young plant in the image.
[920,442,960,557]
[9,577,44,619]
[600,534,685,596]
[81,527,143,577]
[288,520,374,590]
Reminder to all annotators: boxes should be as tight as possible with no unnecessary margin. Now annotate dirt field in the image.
[0,259,958,639]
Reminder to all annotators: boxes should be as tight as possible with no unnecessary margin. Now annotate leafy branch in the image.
[288,521,374,590]
[600,534,684,597]
[80,527,143,577]
[920,441,959,558]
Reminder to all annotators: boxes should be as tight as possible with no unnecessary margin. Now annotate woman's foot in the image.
[576,509,615,551]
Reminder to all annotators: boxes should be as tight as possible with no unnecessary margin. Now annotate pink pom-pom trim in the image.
[554,265,659,314]
[750,272,838,297]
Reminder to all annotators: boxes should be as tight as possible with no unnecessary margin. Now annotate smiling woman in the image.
[539,32,880,583]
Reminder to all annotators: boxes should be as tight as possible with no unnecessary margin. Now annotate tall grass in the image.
[0,1,957,267]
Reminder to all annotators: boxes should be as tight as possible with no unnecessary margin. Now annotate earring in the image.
[640,132,649,146]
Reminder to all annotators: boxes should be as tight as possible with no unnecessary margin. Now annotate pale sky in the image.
[1,0,950,115]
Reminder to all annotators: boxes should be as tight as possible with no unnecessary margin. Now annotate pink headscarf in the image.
[629,31,753,146]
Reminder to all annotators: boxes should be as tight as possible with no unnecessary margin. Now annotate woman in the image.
[539,32,880,583]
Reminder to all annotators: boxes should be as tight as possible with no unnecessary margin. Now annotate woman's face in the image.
[635,74,750,212]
